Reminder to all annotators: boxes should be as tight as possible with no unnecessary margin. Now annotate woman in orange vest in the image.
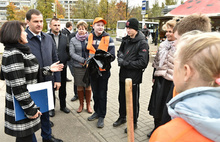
[150,31,220,142]
[86,17,115,128]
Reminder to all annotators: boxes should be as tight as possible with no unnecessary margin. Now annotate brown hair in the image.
[175,31,220,87]
[50,17,59,25]
[76,20,88,30]
[0,21,26,44]
[26,9,42,21]
[66,22,72,28]
[175,14,211,36]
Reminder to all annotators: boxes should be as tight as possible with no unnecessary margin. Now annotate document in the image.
[13,81,54,121]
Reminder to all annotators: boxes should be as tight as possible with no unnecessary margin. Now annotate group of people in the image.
[1,8,220,142]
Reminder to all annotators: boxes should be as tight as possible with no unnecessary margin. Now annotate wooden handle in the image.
[125,78,134,142]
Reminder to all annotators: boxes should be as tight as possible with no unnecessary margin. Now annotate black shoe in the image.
[66,78,72,82]
[97,117,104,128]
[60,107,70,113]
[147,129,154,138]
[71,96,78,101]
[49,110,55,117]
[43,135,63,142]
[87,113,98,121]
[124,123,137,133]
[50,121,54,127]
[113,117,126,127]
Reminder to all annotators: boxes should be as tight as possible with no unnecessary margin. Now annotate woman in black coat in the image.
[0,21,63,142]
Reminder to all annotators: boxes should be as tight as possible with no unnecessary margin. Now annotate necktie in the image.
[36,35,41,41]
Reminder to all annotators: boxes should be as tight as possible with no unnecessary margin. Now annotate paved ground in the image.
[0,40,158,142]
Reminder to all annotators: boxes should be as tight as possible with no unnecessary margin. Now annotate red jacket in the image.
[150,118,213,142]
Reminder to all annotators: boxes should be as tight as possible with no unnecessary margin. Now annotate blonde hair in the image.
[76,20,88,30]
[175,31,220,86]
[162,17,178,31]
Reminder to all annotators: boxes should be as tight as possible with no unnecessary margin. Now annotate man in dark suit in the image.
[48,18,70,114]
[26,9,63,142]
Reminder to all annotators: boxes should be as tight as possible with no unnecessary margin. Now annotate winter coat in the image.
[152,39,175,81]
[118,31,149,84]
[48,31,69,65]
[1,43,53,137]
[61,28,71,37]
[25,28,61,82]
[69,36,88,68]
[150,87,220,142]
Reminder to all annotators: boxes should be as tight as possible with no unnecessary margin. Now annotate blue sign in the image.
[142,0,146,10]
[142,0,146,14]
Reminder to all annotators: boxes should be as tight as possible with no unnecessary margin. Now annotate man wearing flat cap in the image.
[113,18,149,133]
[86,17,115,128]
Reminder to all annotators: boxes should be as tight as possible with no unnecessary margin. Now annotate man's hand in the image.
[54,82,61,90]
[50,61,64,72]
[117,58,124,66]
[29,110,42,119]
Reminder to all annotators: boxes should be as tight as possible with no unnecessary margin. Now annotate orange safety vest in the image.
[173,86,178,97]
[87,33,110,71]
[150,118,213,142]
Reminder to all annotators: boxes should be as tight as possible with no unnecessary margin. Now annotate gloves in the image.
[117,50,124,58]
[117,57,124,66]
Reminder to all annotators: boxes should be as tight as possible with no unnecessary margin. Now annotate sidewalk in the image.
[0,41,158,142]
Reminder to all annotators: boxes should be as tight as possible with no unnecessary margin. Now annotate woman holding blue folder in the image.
[0,21,63,142]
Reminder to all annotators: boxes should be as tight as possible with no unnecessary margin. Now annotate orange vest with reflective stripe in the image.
[150,118,213,142]
[173,86,179,97]
[87,33,110,71]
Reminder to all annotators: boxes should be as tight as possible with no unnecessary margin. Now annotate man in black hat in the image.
[113,18,149,133]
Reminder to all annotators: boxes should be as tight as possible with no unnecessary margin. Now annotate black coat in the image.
[48,31,70,65]
[118,31,149,84]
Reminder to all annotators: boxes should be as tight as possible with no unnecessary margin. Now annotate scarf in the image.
[76,32,88,41]
[4,43,31,54]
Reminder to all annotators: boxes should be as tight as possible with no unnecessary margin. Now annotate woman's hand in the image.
[79,60,87,67]
[50,61,64,72]
[29,110,42,119]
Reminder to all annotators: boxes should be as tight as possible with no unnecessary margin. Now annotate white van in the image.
[116,20,159,42]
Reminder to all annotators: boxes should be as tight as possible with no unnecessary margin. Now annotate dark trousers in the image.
[90,71,110,118]
[16,134,35,142]
[118,81,140,124]
[68,61,78,96]
[59,66,67,108]
[41,111,52,140]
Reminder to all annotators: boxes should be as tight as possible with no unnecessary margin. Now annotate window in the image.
[118,22,125,29]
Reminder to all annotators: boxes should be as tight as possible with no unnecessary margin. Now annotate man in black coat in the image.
[113,18,149,133]
[61,22,79,101]
[48,18,70,114]
[61,21,72,39]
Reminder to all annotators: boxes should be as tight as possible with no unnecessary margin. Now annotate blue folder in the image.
[13,89,49,121]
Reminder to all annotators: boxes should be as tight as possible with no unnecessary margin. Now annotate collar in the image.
[28,28,41,37]
[65,27,71,33]
[49,29,60,36]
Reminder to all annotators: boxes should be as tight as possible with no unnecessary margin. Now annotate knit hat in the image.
[126,18,139,31]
